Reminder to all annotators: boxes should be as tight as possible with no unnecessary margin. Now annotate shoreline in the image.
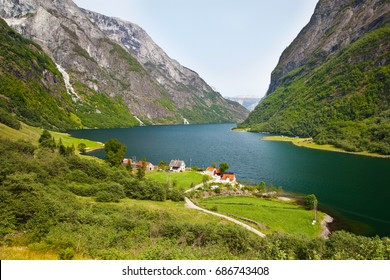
[85,145,104,153]
[262,135,390,159]
[320,215,334,239]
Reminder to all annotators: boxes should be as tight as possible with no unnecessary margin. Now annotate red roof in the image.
[206,167,216,172]
[221,173,235,181]
[123,159,132,165]
[136,161,152,167]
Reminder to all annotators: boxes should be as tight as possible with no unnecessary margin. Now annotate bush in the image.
[0,108,21,129]
[304,194,318,210]
[58,247,75,260]
[167,188,184,202]
[95,191,119,202]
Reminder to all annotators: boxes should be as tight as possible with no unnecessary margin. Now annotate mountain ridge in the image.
[81,8,248,123]
[0,0,248,130]
[240,0,390,155]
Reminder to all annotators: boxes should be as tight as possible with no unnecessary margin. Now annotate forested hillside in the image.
[0,18,139,131]
[240,0,390,155]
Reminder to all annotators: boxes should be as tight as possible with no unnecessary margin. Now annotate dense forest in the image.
[0,136,389,260]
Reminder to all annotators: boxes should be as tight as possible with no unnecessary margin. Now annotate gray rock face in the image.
[1,0,248,125]
[267,0,390,95]
[82,9,249,122]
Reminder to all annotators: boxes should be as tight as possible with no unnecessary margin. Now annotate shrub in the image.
[58,247,75,260]
[304,194,318,210]
[95,191,118,202]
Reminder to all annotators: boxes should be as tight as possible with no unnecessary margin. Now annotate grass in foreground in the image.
[199,196,324,237]
[262,135,388,158]
[146,171,208,190]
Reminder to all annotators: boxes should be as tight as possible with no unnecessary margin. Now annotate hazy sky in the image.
[73,0,318,98]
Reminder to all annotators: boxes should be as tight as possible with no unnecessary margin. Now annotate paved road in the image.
[184,179,215,193]
[184,196,266,238]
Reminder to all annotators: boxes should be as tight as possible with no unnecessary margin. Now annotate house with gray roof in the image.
[169,160,186,172]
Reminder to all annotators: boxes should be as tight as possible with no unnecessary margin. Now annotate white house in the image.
[204,166,217,176]
[218,173,236,184]
[169,160,186,172]
[136,161,155,171]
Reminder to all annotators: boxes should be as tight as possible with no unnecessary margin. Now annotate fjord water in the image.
[69,123,390,236]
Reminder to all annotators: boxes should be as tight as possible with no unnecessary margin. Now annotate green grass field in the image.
[0,122,103,152]
[119,198,226,225]
[262,135,387,158]
[146,171,208,190]
[199,196,324,237]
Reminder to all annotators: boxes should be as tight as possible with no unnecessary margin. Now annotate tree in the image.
[219,162,229,173]
[58,138,66,156]
[126,160,133,172]
[158,161,168,171]
[304,194,318,210]
[211,162,216,168]
[104,139,126,167]
[136,158,146,180]
[39,130,51,144]
[78,143,87,155]
[256,181,266,193]
[38,130,56,151]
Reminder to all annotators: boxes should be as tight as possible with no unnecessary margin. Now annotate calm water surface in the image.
[69,123,390,236]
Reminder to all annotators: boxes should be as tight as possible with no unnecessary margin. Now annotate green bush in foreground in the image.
[0,137,389,260]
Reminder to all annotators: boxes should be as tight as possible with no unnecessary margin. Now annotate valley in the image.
[1,0,389,261]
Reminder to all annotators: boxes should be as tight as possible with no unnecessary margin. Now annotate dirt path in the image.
[184,197,266,238]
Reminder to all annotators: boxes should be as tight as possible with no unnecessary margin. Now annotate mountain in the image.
[239,0,390,155]
[226,97,262,111]
[0,17,83,130]
[82,9,249,124]
[0,0,248,130]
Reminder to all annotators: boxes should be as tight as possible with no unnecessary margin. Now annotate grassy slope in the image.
[0,197,228,260]
[146,171,208,190]
[199,196,324,237]
[262,135,389,158]
[0,122,103,151]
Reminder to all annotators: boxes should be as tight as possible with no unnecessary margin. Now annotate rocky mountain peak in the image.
[1,0,248,127]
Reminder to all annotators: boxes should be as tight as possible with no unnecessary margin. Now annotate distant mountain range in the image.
[226,97,262,111]
[240,0,390,155]
[0,0,248,130]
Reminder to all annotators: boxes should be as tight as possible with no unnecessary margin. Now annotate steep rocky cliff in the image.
[240,0,390,154]
[1,0,248,129]
[81,9,248,123]
[267,0,389,95]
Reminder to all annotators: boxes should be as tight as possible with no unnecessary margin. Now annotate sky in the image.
[73,0,318,98]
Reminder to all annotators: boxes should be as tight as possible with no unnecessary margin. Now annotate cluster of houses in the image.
[204,167,236,184]
[122,158,186,172]
[122,158,236,184]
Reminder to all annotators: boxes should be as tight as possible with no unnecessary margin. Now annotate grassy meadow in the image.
[146,171,209,190]
[262,135,388,158]
[199,196,324,237]
[0,122,103,152]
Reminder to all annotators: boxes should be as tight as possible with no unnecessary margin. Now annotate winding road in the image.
[184,180,266,238]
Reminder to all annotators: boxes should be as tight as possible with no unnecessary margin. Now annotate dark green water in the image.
[68,123,390,237]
